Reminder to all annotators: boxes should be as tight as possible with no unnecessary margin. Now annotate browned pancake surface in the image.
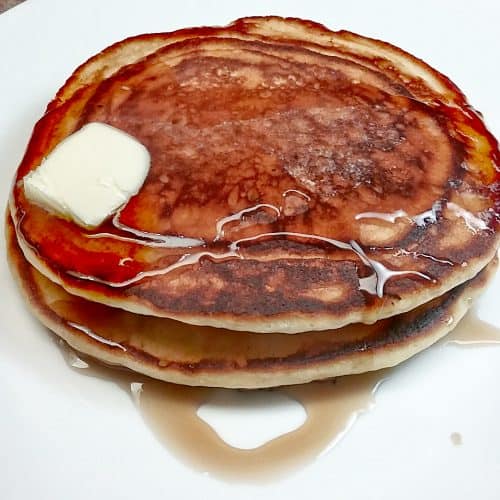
[10,17,499,332]
[7,216,497,388]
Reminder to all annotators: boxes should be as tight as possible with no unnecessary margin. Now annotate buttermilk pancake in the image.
[7,216,498,388]
[9,17,500,333]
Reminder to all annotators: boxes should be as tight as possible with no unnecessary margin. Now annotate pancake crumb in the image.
[450,431,462,446]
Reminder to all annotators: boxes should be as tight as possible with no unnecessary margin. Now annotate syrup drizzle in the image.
[356,200,490,232]
[282,189,311,201]
[68,249,241,287]
[68,322,127,351]
[214,203,280,241]
[15,204,436,303]
[446,202,489,232]
[111,209,205,247]
[355,202,441,226]
[412,203,440,227]
[393,248,454,266]
[70,229,432,297]
[349,240,432,297]
[87,231,202,248]
[355,209,408,223]
[63,189,435,296]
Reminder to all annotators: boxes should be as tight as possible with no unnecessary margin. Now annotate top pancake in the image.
[9,16,500,333]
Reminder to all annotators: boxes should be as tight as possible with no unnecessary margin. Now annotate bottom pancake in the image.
[6,217,497,388]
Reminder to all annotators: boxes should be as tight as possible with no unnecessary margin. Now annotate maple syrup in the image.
[61,345,388,483]
[446,309,500,345]
[50,300,500,483]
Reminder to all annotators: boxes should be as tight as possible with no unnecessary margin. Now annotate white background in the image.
[0,1,499,499]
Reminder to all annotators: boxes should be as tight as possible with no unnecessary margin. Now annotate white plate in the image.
[1,1,499,499]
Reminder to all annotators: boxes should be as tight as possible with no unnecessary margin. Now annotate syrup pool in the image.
[54,305,500,482]
[60,342,388,482]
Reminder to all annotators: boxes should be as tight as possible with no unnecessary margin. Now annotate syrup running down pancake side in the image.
[9,16,499,333]
[446,309,500,345]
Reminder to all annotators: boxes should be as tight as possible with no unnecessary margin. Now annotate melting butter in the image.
[23,122,150,228]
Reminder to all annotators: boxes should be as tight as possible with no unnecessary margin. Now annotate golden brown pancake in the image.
[9,16,499,333]
[7,216,498,388]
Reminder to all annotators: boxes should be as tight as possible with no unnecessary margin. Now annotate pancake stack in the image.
[7,17,499,388]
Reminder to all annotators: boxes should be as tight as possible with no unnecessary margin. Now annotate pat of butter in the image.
[23,122,150,228]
